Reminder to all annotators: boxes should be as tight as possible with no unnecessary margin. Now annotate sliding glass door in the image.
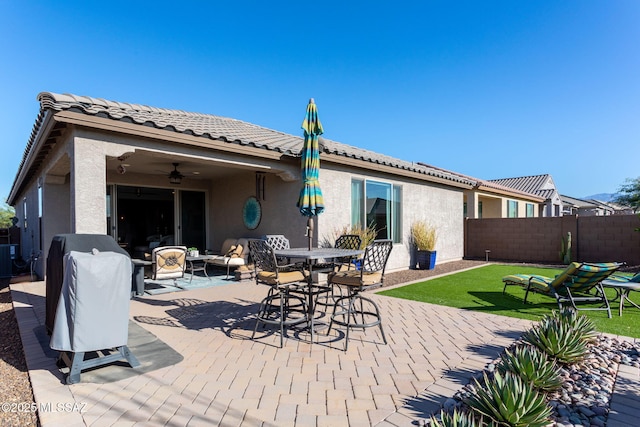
[180,190,205,251]
[107,185,206,255]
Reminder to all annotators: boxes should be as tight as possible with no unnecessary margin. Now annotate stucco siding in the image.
[208,169,310,251]
[70,135,108,233]
[319,164,464,272]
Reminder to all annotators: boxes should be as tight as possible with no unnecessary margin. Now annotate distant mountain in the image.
[583,193,615,202]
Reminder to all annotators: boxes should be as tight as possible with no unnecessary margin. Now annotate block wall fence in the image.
[464,214,640,266]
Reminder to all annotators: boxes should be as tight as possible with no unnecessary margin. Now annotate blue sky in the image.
[2,1,639,205]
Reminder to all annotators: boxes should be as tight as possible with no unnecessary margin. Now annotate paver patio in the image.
[10,276,640,426]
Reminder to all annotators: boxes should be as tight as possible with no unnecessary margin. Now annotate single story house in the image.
[8,92,480,278]
[560,195,611,216]
[488,174,563,217]
[416,163,545,219]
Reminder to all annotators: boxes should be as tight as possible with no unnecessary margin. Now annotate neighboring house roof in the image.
[9,92,474,203]
[560,195,599,209]
[417,162,545,202]
[488,174,558,201]
[599,200,634,212]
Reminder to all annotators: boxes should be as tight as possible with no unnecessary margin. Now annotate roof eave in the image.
[8,109,56,205]
[322,153,474,190]
[52,110,288,161]
[475,183,545,203]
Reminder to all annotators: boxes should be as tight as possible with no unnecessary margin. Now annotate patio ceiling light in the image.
[169,163,184,185]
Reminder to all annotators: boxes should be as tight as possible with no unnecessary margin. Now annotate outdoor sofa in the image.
[207,238,249,278]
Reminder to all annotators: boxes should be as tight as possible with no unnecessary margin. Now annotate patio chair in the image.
[248,239,309,348]
[315,234,363,309]
[502,262,623,318]
[264,234,290,251]
[264,234,293,266]
[151,246,187,284]
[327,239,393,350]
[601,272,640,316]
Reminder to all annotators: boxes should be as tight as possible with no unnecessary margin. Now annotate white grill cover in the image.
[50,250,132,352]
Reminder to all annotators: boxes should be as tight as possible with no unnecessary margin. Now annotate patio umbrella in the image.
[297,98,325,250]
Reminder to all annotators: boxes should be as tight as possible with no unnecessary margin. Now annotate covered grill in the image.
[47,235,140,384]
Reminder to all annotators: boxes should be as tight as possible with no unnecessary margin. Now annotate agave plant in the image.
[464,371,552,427]
[496,345,562,392]
[429,409,490,427]
[553,307,599,343]
[522,316,588,364]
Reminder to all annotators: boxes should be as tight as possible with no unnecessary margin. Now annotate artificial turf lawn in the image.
[378,264,640,339]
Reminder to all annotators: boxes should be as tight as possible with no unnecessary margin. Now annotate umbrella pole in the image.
[307,216,314,250]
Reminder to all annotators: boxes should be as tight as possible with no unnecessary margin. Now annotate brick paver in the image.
[10,277,640,426]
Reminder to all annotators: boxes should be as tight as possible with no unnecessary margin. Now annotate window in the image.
[464,201,482,218]
[23,198,27,230]
[38,184,43,250]
[351,179,402,243]
[507,200,518,218]
[526,203,534,217]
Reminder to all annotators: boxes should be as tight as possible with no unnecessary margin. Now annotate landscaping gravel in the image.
[434,335,640,427]
[0,280,39,427]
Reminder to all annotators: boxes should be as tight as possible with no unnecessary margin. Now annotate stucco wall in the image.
[209,170,310,251]
[319,163,465,272]
[208,162,467,272]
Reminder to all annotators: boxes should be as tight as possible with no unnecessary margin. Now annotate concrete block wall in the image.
[465,214,640,266]
[578,215,640,264]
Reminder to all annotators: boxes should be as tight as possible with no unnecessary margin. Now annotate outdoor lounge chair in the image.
[502,262,623,318]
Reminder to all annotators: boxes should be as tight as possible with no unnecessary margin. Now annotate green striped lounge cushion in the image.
[502,262,620,294]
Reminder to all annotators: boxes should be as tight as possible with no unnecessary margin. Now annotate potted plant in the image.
[187,247,199,257]
[410,220,437,270]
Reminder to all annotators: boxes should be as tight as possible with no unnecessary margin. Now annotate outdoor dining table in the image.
[273,247,364,343]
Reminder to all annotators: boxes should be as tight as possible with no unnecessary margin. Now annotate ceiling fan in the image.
[168,163,184,184]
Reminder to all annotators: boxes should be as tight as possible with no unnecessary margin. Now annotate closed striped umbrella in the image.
[297,98,324,249]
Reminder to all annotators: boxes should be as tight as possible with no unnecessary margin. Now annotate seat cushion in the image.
[257,270,306,285]
[502,274,552,293]
[225,257,245,266]
[329,270,382,287]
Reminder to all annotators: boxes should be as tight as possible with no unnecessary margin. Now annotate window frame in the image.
[507,200,518,218]
[351,178,402,243]
[526,203,534,218]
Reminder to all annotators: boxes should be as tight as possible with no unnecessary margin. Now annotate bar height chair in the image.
[248,239,309,348]
[315,234,362,310]
[327,239,393,350]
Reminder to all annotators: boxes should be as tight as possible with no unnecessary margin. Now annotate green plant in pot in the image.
[411,220,437,270]
[187,247,199,257]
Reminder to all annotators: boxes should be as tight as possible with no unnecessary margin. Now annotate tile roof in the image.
[488,174,550,193]
[417,162,544,201]
[32,92,474,187]
[488,174,557,201]
[561,194,598,208]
